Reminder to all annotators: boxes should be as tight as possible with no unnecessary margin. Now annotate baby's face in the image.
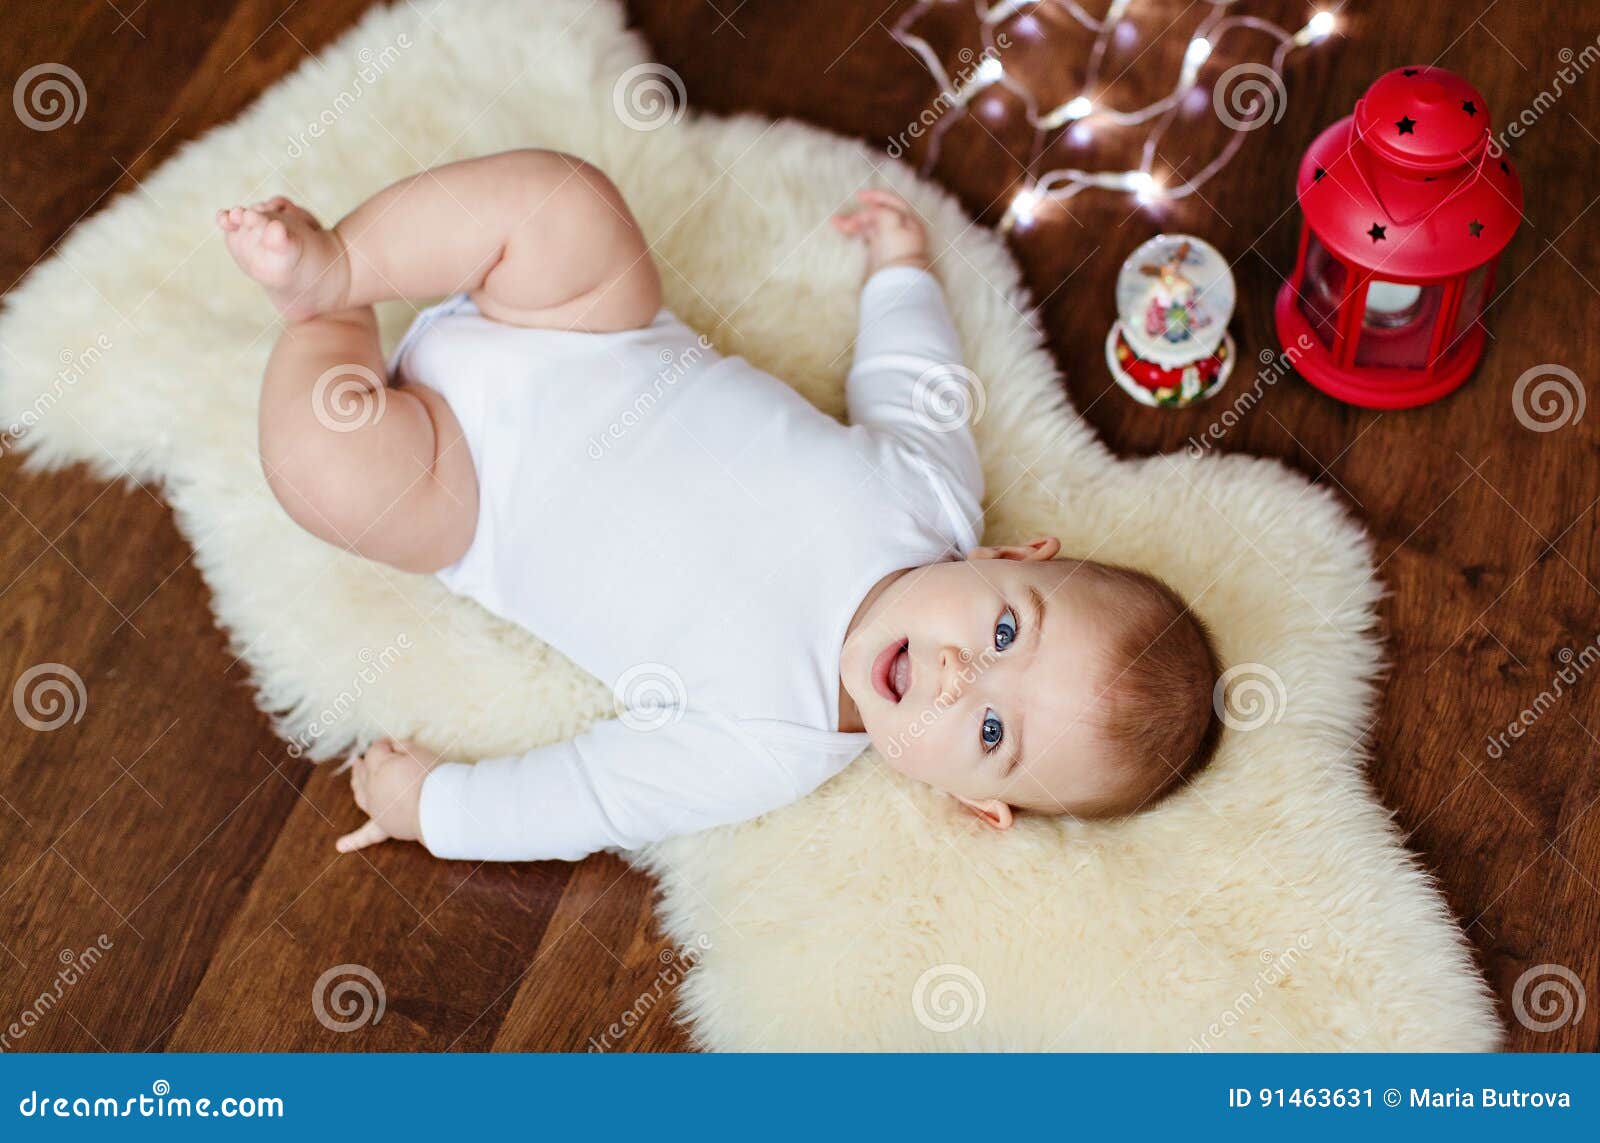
[839,540,1121,820]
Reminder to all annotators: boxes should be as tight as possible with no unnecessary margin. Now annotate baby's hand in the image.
[335,738,441,852]
[831,189,930,276]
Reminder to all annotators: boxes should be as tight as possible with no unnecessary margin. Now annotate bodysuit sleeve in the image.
[845,264,985,547]
[417,711,822,862]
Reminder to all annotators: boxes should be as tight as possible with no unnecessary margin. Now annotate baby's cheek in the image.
[872,717,937,778]
[868,722,914,771]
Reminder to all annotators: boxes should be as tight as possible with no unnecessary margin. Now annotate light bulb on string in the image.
[1177,37,1209,84]
[952,55,1005,106]
[1041,95,1095,130]
[1295,10,1337,46]
[1003,185,1044,231]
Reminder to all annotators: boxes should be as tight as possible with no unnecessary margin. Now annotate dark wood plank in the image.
[165,764,575,1051]
[0,463,308,1051]
[491,854,695,1052]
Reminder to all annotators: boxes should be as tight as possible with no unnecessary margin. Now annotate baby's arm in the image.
[338,714,809,862]
[833,191,984,520]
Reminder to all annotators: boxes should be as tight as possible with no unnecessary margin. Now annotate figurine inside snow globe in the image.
[1106,234,1236,407]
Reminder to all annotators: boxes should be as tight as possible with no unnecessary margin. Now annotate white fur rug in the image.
[0,0,1499,1049]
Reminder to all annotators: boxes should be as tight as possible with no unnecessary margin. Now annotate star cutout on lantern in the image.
[1368,223,1387,242]
[1396,116,1416,135]
[1500,160,1511,174]
[1462,100,1477,116]
[1313,166,1326,182]
[1403,68,1420,76]
[1468,219,1484,237]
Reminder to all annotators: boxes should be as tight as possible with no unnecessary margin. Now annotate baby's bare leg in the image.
[335,149,662,332]
[218,149,661,332]
[257,305,477,573]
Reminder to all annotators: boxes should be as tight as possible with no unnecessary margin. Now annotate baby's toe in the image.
[262,218,288,248]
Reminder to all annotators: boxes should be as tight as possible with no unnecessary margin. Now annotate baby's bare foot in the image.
[216,196,348,321]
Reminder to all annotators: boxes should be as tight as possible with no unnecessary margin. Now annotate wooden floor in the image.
[0,0,1595,1052]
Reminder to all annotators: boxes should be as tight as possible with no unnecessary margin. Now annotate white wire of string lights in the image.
[888,0,1339,229]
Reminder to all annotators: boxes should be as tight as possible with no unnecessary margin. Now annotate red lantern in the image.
[1274,66,1522,409]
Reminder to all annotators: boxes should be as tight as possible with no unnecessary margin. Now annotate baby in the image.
[215,149,1223,862]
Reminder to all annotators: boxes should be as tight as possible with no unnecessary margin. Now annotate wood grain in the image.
[0,0,1595,1051]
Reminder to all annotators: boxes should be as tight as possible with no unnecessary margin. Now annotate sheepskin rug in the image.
[0,0,1500,1049]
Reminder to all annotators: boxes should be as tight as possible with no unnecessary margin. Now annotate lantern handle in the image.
[1349,105,1493,228]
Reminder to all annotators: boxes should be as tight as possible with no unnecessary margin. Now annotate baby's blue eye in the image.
[981,708,1004,750]
[994,608,1018,652]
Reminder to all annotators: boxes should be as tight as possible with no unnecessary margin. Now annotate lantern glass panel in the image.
[1296,231,1344,348]
[1446,263,1492,352]
[1354,281,1447,370]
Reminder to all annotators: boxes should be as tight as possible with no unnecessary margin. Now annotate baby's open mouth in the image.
[872,637,911,703]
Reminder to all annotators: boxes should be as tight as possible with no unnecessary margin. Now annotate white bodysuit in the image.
[388,266,983,861]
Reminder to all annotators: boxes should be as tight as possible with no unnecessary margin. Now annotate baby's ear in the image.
[953,795,1014,831]
[968,536,1060,562]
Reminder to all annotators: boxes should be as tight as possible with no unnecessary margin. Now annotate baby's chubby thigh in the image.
[396,373,479,533]
[257,307,480,576]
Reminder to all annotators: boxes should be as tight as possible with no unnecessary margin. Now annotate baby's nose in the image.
[938,645,966,697]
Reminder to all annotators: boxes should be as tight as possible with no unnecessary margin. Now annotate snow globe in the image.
[1106,233,1236,407]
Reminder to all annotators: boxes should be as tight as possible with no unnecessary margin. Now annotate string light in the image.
[1298,9,1337,45]
[1130,170,1162,203]
[1183,36,1214,81]
[1040,94,1096,130]
[889,1,1342,230]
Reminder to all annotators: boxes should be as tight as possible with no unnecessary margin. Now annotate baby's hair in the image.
[1051,559,1223,819]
